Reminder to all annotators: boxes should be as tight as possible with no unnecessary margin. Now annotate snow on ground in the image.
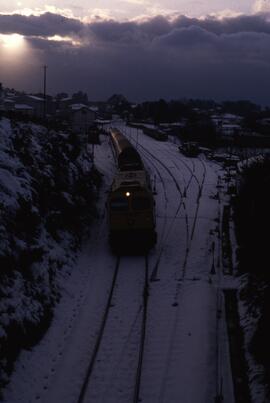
[238,275,268,403]
[0,116,98,390]
[3,127,235,402]
[2,134,115,403]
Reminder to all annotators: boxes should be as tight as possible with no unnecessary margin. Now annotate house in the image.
[14,104,34,116]
[3,98,15,111]
[69,104,97,134]
[211,113,242,138]
[58,97,73,112]
[14,95,44,117]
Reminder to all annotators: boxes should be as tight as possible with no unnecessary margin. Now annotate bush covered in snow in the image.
[234,156,270,399]
[235,157,270,273]
[0,117,101,390]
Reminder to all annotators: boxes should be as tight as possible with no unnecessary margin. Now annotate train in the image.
[107,128,157,252]
[127,122,168,141]
[142,126,168,141]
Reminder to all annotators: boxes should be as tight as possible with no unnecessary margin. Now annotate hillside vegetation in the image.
[234,157,270,396]
[0,117,101,390]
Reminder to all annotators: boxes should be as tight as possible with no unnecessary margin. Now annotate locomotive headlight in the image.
[125,191,131,197]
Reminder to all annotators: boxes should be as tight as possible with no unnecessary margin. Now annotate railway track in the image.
[77,255,150,403]
[189,157,207,242]
[113,126,226,402]
[77,256,121,403]
[126,132,208,282]
[138,148,169,247]
[172,154,207,279]
[124,128,211,280]
[147,142,207,253]
[134,141,190,281]
[133,255,149,403]
[162,146,208,245]
[133,137,215,401]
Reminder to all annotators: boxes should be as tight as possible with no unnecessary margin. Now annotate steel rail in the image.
[133,255,149,403]
[77,256,121,403]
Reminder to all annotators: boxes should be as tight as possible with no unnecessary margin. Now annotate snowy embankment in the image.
[233,157,270,402]
[238,275,268,403]
[0,117,100,390]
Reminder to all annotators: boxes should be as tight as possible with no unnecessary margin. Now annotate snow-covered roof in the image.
[95,119,111,124]
[14,104,34,110]
[223,113,242,119]
[27,95,44,102]
[3,99,15,103]
[70,103,88,110]
[222,124,241,129]
[211,113,242,122]
[159,122,185,127]
[61,97,72,102]
[89,106,98,112]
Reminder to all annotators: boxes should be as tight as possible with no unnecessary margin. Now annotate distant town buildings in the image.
[0,82,269,146]
[211,113,243,138]
[0,84,101,134]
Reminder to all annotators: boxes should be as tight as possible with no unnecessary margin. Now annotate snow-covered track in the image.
[132,255,149,403]
[176,154,200,189]
[165,149,208,251]
[135,143,190,281]
[189,157,207,243]
[77,256,121,403]
[138,149,169,246]
[76,255,150,403]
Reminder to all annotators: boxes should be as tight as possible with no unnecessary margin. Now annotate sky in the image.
[1,0,270,104]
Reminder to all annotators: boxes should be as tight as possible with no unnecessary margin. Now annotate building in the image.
[211,113,242,138]
[14,104,34,116]
[17,95,44,117]
[3,94,45,117]
[69,104,97,134]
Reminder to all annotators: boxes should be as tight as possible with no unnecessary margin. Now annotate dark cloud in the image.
[171,14,270,35]
[2,11,270,42]
[154,25,217,48]
[1,12,270,103]
[0,12,83,37]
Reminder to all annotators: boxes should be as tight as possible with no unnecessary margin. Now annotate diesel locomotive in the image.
[108,128,157,251]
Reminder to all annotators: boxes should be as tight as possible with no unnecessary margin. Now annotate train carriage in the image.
[143,127,168,141]
[110,128,143,171]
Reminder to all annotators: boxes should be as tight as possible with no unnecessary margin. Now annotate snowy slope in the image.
[0,117,99,391]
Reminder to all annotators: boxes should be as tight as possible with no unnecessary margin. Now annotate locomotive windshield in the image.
[110,197,129,211]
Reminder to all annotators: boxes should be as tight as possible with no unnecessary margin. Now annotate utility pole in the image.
[43,65,47,120]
